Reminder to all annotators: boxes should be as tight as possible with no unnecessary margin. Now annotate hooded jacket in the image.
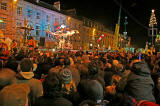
[117,61,155,102]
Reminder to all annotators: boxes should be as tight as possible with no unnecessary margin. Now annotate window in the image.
[0,22,6,29]
[16,22,22,27]
[36,12,40,19]
[1,2,7,10]
[27,10,32,18]
[55,17,59,23]
[62,20,65,24]
[46,15,50,22]
[17,6,22,15]
[36,26,40,36]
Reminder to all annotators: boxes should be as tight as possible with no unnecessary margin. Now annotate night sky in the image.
[41,0,160,48]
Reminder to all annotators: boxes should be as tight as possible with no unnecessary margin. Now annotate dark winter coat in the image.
[117,61,155,102]
[33,97,73,106]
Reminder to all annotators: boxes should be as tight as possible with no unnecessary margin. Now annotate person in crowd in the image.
[11,39,17,54]
[88,60,105,89]
[0,83,30,106]
[104,63,114,86]
[153,75,160,104]
[64,56,80,87]
[59,68,76,95]
[28,36,36,52]
[5,58,18,73]
[0,68,16,90]
[16,58,43,105]
[34,71,73,106]
[117,59,156,103]
[35,55,52,79]
[77,79,109,106]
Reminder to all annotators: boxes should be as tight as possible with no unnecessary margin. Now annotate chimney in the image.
[53,1,60,11]
[66,8,76,16]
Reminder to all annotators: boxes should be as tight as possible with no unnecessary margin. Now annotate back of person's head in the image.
[17,58,34,79]
[0,83,30,106]
[88,60,100,76]
[76,56,82,64]
[64,57,71,66]
[82,55,90,63]
[111,75,121,85]
[112,60,119,66]
[43,72,62,98]
[116,63,123,72]
[78,79,103,101]
[19,58,33,72]
[15,53,25,61]
[0,68,16,90]
[59,68,72,84]
[5,60,18,73]
[77,64,89,79]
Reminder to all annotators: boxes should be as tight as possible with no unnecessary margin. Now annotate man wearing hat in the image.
[16,58,43,105]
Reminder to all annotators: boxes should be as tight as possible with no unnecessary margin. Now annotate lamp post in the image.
[124,16,128,39]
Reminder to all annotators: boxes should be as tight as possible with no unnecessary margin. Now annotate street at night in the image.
[0,0,160,106]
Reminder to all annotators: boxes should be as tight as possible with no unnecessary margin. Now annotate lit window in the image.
[0,22,6,29]
[16,22,22,27]
[36,12,40,19]
[46,15,50,22]
[1,2,7,10]
[36,26,40,36]
[17,6,22,15]
[27,10,32,18]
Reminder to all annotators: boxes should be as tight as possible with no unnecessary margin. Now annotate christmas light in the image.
[149,9,157,27]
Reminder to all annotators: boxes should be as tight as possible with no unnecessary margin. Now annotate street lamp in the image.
[13,0,17,2]
[123,16,128,39]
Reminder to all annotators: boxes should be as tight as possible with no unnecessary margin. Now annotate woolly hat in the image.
[0,83,30,106]
[59,68,72,84]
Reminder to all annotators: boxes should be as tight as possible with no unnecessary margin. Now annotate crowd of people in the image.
[0,49,160,106]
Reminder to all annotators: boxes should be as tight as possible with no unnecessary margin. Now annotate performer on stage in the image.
[11,40,17,53]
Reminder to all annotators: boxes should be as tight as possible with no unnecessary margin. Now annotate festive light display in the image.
[149,9,157,27]
[46,24,79,50]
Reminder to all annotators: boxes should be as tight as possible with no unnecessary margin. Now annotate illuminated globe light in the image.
[13,0,17,2]
[0,20,4,23]
[152,9,155,13]
[90,43,93,47]
[52,48,55,52]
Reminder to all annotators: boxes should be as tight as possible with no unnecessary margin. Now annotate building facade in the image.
[0,0,116,50]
